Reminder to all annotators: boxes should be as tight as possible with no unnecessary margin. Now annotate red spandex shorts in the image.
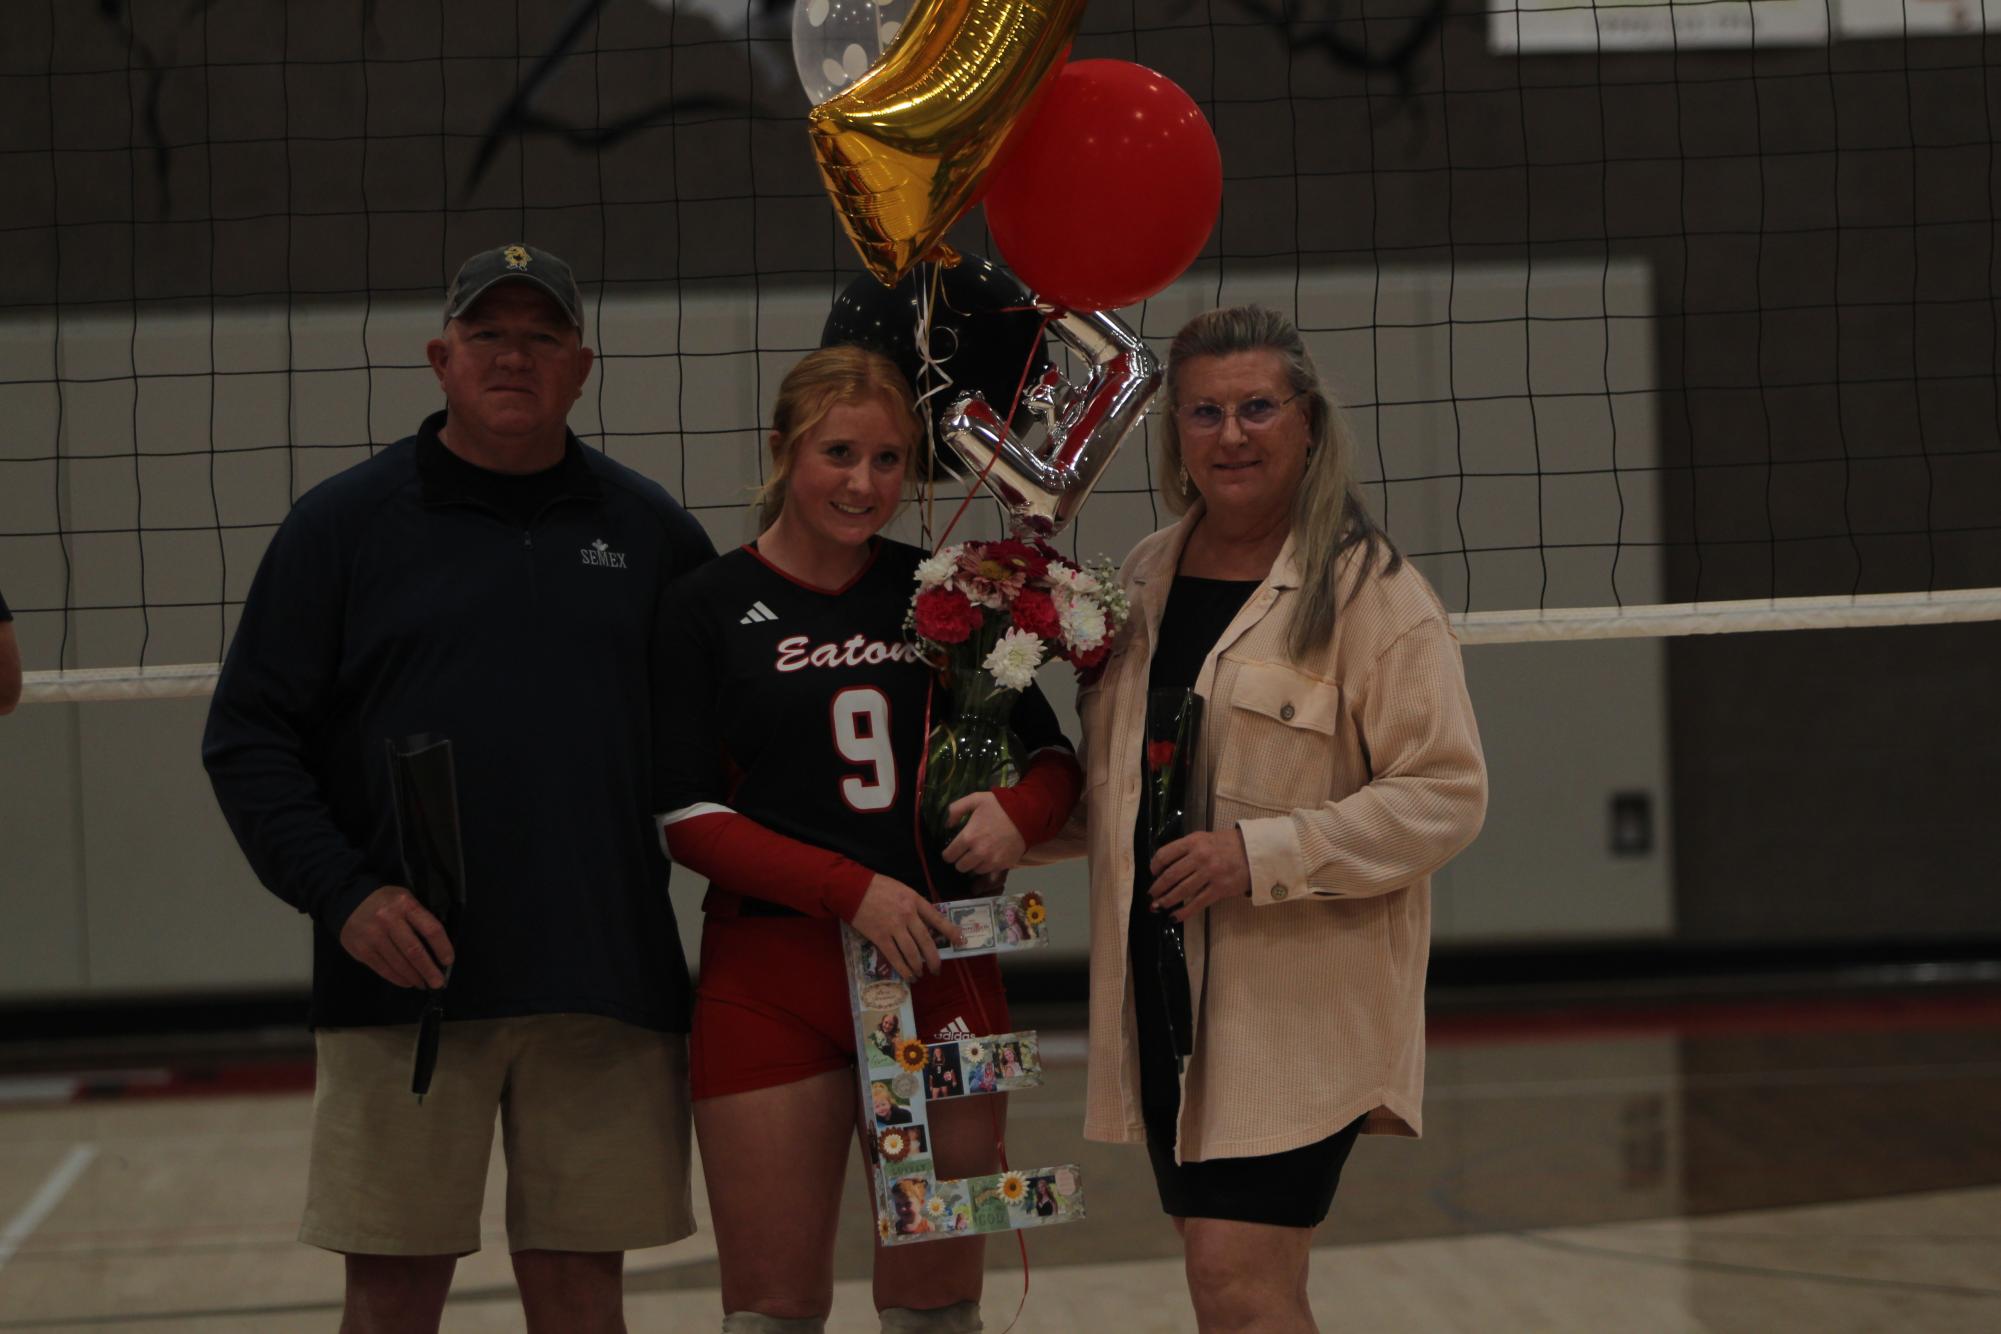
[690,915,1011,1101]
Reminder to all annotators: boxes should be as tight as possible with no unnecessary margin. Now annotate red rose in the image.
[914,587,982,644]
[1011,588,1061,639]
[1146,740,1177,772]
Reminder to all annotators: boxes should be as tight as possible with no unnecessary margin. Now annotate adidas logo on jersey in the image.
[738,601,777,625]
[936,1018,974,1039]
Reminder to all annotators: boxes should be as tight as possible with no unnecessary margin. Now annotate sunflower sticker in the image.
[896,1037,928,1072]
[998,1171,1027,1203]
[1022,893,1047,928]
[879,1130,910,1162]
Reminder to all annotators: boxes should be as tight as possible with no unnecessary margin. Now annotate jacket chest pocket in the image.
[1211,659,1343,812]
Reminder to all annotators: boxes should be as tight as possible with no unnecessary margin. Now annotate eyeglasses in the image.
[1175,390,1304,435]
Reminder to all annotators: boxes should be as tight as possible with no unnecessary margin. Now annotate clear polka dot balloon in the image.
[792,0,913,106]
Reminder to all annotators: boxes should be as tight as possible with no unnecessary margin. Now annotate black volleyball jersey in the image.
[657,538,1072,912]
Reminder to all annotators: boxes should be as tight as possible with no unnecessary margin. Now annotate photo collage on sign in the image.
[962,1164,1085,1234]
[843,892,1081,1245]
[918,1032,1043,1100]
[927,891,1050,956]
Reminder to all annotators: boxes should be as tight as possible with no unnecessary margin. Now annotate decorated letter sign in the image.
[846,890,1084,1243]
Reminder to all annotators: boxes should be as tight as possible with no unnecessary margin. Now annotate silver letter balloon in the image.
[943,305,1160,538]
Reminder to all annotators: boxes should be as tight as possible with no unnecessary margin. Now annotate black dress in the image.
[1130,574,1365,1228]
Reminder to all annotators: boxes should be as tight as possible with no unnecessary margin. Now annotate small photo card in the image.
[993,1036,1031,1086]
[922,1040,964,1101]
[861,1008,907,1073]
[877,1123,931,1176]
[996,893,1046,945]
[855,940,901,984]
[959,1038,999,1095]
[946,901,996,951]
[867,1076,921,1130]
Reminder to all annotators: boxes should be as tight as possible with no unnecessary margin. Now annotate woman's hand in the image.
[1147,828,1252,923]
[851,875,965,979]
[941,791,1028,876]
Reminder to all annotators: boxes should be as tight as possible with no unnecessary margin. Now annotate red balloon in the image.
[984,59,1222,313]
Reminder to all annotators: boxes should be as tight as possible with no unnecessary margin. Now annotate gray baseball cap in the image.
[444,244,583,327]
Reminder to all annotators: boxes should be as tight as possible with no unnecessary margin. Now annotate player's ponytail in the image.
[757,345,920,532]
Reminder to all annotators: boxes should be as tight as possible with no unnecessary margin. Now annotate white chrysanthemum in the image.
[1058,595,1108,653]
[983,627,1045,691]
[1047,562,1098,599]
[915,547,959,591]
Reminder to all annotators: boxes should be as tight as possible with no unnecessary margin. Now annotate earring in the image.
[1177,464,1190,493]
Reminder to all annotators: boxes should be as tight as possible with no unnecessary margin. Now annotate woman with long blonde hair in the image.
[1071,307,1487,1331]
[655,346,1083,1334]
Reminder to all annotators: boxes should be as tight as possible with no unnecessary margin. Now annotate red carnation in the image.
[914,587,982,644]
[1146,740,1177,772]
[1069,640,1110,685]
[1011,588,1061,639]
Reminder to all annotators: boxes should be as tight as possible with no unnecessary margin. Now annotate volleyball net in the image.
[7,0,2000,705]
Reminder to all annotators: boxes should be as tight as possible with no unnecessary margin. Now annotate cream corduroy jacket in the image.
[1049,508,1487,1161]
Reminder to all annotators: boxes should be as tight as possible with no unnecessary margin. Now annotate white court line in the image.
[0,1144,97,1274]
[0,1077,82,1106]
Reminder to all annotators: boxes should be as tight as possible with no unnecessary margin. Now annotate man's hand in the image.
[1147,828,1253,923]
[339,885,453,989]
[940,791,1028,877]
[851,875,964,980]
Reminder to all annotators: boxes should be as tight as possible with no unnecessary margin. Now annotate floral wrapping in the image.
[1142,688,1204,1061]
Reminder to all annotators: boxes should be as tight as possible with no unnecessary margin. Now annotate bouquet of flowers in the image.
[905,538,1128,860]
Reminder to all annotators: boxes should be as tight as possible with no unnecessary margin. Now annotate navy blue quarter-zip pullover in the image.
[203,411,716,1030]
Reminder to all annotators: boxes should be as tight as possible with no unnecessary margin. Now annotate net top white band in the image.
[19,587,2001,705]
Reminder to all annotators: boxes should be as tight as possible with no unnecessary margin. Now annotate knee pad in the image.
[721,1314,827,1334]
[879,1299,983,1333]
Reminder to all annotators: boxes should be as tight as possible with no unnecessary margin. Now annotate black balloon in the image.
[821,257,1052,478]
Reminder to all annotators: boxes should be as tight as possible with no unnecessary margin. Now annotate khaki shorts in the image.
[301,1014,694,1256]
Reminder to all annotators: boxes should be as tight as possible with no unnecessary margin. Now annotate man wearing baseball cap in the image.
[205,244,715,1331]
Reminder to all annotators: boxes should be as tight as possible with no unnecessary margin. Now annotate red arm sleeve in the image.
[989,748,1085,848]
[662,810,875,921]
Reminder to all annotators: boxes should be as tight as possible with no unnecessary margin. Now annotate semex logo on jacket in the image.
[581,538,628,569]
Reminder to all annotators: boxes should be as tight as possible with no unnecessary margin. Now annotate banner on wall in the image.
[1493,0,1996,50]
[1490,0,1831,51]
[1835,0,1990,35]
